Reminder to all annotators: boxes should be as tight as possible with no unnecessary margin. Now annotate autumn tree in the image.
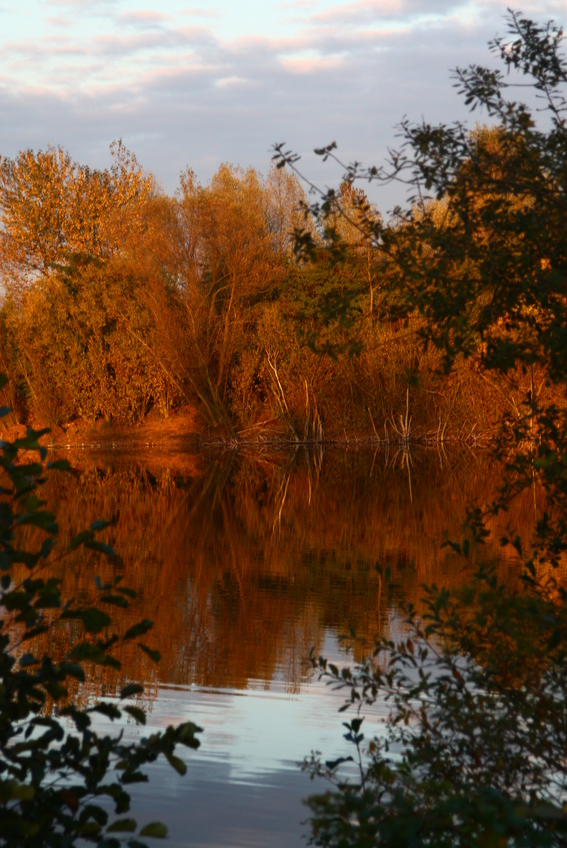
[0,142,152,289]
[174,164,306,427]
[0,144,188,425]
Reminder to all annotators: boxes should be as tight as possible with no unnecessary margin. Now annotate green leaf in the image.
[91,518,113,532]
[6,818,40,837]
[116,587,137,599]
[121,771,149,785]
[59,662,86,682]
[96,784,130,814]
[59,706,91,731]
[124,706,146,725]
[85,540,115,557]
[100,594,129,608]
[68,641,120,667]
[176,721,203,749]
[92,702,122,721]
[70,530,92,550]
[165,753,187,775]
[21,624,49,641]
[80,804,108,826]
[325,756,353,770]
[76,822,103,838]
[123,620,153,641]
[80,607,112,634]
[121,683,144,699]
[25,494,43,512]
[47,459,72,471]
[0,779,35,802]
[139,823,168,838]
[138,643,161,663]
[107,819,137,833]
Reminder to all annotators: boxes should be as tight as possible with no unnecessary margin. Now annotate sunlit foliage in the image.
[0,135,532,439]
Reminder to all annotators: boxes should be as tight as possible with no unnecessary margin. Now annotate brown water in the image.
[25,445,535,847]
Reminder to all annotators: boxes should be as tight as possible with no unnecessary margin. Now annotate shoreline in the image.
[0,405,497,453]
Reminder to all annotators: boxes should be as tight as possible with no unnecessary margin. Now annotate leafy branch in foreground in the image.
[0,377,201,847]
[290,10,567,848]
[306,561,567,847]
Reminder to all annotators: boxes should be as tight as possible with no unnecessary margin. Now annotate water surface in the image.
[30,446,533,846]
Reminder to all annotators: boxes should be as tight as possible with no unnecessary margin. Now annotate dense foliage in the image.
[0,136,531,441]
[273,10,567,848]
[0,395,202,846]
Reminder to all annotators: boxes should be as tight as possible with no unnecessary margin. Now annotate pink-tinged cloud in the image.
[1,0,564,216]
[46,15,73,27]
[88,27,213,58]
[280,55,346,73]
[215,75,252,88]
[118,10,172,28]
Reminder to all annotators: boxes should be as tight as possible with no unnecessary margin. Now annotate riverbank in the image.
[0,407,495,451]
[0,401,498,451]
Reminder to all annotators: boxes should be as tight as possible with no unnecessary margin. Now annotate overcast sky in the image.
[1,0,565,211]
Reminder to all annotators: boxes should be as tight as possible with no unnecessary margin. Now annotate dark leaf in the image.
[124,706,146,725]
[107,819,137,833]
[139,823,168,838]
[123,620,153,641]
[138,643,161,663]
[121,683,144,699]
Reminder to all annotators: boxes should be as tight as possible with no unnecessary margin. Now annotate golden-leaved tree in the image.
[0,143,181,425]
[0,142,152,286]
[174,163,306,428]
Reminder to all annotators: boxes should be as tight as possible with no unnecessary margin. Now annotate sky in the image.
[1,0,566,211]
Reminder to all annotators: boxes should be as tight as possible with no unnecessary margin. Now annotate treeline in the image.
[0,138,539,438]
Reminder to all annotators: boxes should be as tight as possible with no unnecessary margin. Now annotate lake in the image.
[30,444,532,847]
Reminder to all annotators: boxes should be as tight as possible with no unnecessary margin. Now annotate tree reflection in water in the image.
[13,446,537,706]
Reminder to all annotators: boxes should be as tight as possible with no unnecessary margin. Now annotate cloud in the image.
[278,0,318,8]
[0,0,564,213]
[215,75,252,87]
[46,0,120,7]
[308,0,470,26]
[179,8,223,18]
[281,54,347,73]
[118,10,172,29]
[46,14,73,26]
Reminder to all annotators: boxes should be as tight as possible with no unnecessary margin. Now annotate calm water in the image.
[31,446,532,846]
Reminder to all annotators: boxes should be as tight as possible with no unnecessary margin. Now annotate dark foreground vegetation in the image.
[288,10,567,848]
[0,419,203,846]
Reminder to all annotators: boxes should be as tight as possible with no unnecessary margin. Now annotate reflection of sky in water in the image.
[151,683,384,786]
[89,631,386,847]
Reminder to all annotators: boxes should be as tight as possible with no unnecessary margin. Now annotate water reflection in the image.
[14,446,538,846]
[20,445,533,699]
